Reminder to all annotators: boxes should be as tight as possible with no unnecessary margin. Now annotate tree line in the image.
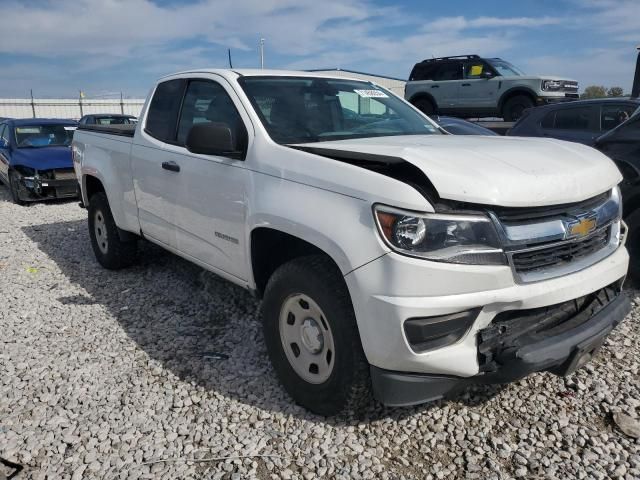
[581,86,626,99]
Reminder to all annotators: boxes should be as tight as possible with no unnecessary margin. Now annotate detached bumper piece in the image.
[372,281,630,407]
[15,168,79,201]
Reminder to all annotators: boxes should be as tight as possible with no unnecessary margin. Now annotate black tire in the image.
[262,255,371,415]
[8,170,25,205]
[413,97,436,117]
[502,95,535,122]
[88,192,137,270]
[625,209,640,280]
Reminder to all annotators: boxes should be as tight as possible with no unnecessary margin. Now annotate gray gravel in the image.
[0,184,639,480]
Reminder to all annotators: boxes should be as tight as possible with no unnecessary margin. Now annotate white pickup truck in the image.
[72,69,631,415]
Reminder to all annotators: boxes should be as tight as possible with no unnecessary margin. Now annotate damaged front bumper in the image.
[371,282,631,406]
[13,169,79,201]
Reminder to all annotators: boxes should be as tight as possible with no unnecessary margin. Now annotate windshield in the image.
[487,59,525,76]
[15,124,76,148]
[95,116,135,125]
[239,76,440,144]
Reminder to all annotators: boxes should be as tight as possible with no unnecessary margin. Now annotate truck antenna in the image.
[228,48,233,68]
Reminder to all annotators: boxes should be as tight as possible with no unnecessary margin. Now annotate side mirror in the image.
[0,139,9,148]
[481,71,494,79]
[185,122,242,159]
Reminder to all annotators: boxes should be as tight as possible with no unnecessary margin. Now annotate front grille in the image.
[54,169,76,180]
[511,227,610,274]
[492,192,609,223]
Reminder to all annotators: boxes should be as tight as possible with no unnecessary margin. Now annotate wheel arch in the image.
[249,226,348,297]
[408,92,438,111]
[498,87,538,113]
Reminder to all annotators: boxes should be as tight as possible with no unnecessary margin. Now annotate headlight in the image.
[542,80,563,91]
[13,165,36,177]
[374,206,507,265]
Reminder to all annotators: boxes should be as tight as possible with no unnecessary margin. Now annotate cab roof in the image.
[159,68,369,82]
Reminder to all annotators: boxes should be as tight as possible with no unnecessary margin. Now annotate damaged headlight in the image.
[374,205,507,265]
[13,165,36,177]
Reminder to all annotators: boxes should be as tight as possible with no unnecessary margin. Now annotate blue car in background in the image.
[0,118,79,204]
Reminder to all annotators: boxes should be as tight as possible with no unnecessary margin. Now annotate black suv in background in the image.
[404,54,578,121]
[594,110,640,276]
[507,98,640,145]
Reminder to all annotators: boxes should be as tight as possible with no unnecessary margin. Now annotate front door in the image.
[459,61,499,110]
[170,77,251,281]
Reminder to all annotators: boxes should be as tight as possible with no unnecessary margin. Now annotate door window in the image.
[410,63,438,81]
[600,104,637,131]
[145,79,187,143]
[553,107,593,130]
[463,62,486,79]
[433,62,462,81]
[176,80,247,150]
[613,114,640,141]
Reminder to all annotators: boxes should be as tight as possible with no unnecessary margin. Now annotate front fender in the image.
[246,173,390,282]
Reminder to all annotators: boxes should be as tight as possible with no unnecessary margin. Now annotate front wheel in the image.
[88,192,137,270]
[502,95,535,122]
[262,255,371,415]
[8,171,25,205]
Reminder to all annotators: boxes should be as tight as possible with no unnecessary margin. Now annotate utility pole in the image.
[30,89,36,118]
[632,45,640,99]
[120,92,124,114]
[259,38,265,69]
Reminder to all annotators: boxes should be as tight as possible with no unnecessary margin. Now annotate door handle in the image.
[431,85,439,89]
[162,161,180,172]
[461,83,471,87]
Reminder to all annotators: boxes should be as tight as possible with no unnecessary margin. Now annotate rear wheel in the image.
[262,255,371,415]
[413,97,436,117]
[502,95,535,122]
[88,192,137,269]
[8,171,25,205]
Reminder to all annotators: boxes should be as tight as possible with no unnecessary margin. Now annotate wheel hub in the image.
[279,293,335,384]
[300,318,324,354]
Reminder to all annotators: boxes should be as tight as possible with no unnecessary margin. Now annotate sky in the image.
[0,0,638,98]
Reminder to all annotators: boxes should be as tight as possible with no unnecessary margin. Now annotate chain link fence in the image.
[0,98,145,120]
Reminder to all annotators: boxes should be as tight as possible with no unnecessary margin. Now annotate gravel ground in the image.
[0,185,639,480]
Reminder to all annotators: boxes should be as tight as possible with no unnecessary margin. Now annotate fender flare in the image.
[498,86,538,111]
[407,92,438,110]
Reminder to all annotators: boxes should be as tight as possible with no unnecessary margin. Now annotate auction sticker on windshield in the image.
[354,89,388,98]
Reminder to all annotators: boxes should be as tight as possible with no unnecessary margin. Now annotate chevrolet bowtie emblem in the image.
[568,217,597,238]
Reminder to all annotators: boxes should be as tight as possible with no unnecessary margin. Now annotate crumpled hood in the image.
[294,135,621,207]
[11,146,73,171]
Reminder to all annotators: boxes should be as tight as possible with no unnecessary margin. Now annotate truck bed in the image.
[76,124,136,137]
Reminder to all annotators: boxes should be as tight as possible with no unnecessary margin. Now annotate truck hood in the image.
[500,75,577,83]
[10,146,73,171]
[293,135,621,207]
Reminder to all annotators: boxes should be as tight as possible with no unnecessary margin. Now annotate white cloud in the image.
[0,0,615,96]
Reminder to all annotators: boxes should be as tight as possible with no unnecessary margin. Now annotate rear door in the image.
[131,78,187,248]
[430,61,463,111]
[539,105,599,144]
